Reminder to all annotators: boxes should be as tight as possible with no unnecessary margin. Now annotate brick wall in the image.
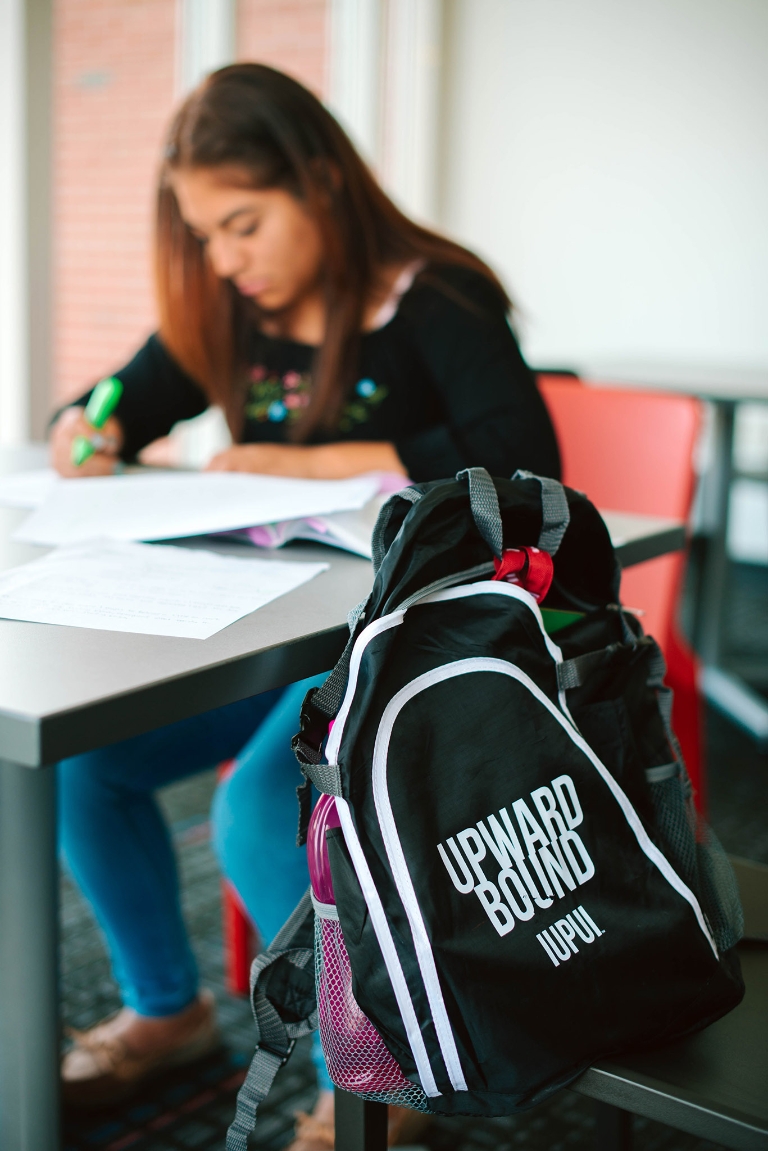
[54,0,177,406]
[238,0,327,96]
[53,0,328,409]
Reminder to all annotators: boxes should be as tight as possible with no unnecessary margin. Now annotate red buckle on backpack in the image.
[492,546,553,602]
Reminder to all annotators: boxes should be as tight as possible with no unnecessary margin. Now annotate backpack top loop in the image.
[513,470,571,555]
[456,468,504,558]
[371,487,422,573]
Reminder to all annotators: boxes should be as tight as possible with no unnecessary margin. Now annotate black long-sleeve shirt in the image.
[74,265,560,483]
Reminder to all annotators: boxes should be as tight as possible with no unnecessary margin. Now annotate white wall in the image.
[439,0,768,371]
[327,0,443,223]
[161,0,236,466]
[379,0,443,223]
[0,0,29,445]
[177,0,235,95]
[0,0,52,446]
[327,0,382,166]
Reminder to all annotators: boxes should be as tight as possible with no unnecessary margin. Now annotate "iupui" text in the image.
[536,905,604,966]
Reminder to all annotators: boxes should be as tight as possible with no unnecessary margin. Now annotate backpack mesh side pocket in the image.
[313,905,429,1110]
[647,768,743,953]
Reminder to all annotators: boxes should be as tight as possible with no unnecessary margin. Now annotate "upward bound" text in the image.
[437,774,596,937]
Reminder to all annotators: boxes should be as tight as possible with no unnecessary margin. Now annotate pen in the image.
[71,376,124,467]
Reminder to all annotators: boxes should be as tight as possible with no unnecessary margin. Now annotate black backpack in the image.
[227,469,744,1148]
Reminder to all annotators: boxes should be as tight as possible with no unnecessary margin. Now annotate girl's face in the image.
[172,167,325,312]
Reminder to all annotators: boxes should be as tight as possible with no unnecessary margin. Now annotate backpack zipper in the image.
[395,561,496,612]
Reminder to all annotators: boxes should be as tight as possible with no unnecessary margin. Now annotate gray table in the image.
[572,857,768,1151]
[0,446,684,1150]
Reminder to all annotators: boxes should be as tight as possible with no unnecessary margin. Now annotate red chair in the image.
[217,760,259,996]
[537,376,707,809]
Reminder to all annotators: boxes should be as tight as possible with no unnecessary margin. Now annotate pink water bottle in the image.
[306,792,420,1099]
[307,792,340,905]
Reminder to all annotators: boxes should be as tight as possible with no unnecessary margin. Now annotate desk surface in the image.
[576,361,768,403]
[0,448,684,768]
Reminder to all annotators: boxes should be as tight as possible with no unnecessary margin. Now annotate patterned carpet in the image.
[60,561,768,1151]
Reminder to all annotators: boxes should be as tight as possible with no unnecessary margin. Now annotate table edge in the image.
[571,1063,768,1151]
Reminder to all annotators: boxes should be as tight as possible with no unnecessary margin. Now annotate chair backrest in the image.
[537,375,702,641]
[536,375,701,520]
[537,375,706,804]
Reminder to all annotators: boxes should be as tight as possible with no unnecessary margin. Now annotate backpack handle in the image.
[371,486,422,574]
[513,470,571,555]
[457,468,504,558]
[458,468,571,558]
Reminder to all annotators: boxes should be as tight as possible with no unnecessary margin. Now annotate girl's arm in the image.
[206,440,407,478]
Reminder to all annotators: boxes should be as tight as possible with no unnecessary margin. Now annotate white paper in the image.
[13,471,380,546]
[0,541,329,639]
[0,468,58,508]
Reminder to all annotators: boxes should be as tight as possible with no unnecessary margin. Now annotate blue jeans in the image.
[58,674,325,1025]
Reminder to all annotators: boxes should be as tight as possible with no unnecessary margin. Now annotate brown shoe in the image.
[290,1110,335,1151]
[288,1090,335,1151]
[287,1092,431,1150]
[387,1103,431,1145]
[62,989,220,1108]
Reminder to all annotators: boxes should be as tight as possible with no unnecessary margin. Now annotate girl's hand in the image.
[50,407,124,477]
[205,441,407,479]
[206,444,321,477]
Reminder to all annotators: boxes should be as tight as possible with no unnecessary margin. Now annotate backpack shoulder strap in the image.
[226,891,317,1151]
[291,487,425,819]
[290,592,369,833]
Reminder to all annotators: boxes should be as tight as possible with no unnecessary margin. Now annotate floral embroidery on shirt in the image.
[245,366,312,424]
[245,366,388,430]
[338,377,388,432]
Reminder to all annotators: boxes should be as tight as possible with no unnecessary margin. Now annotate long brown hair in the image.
[156,63,510,441]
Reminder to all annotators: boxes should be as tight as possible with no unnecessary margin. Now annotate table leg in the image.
[696,400,768,743]
[696,400,735,666]
[0,759,60,1151]
[334,1089,388,1151]
[594,1100,633,1151]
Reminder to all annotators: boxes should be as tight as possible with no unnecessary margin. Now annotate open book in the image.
[234,492,387,559]
[234,473,409,559]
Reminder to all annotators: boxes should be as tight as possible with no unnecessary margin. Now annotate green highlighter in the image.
[71,376,124,467]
